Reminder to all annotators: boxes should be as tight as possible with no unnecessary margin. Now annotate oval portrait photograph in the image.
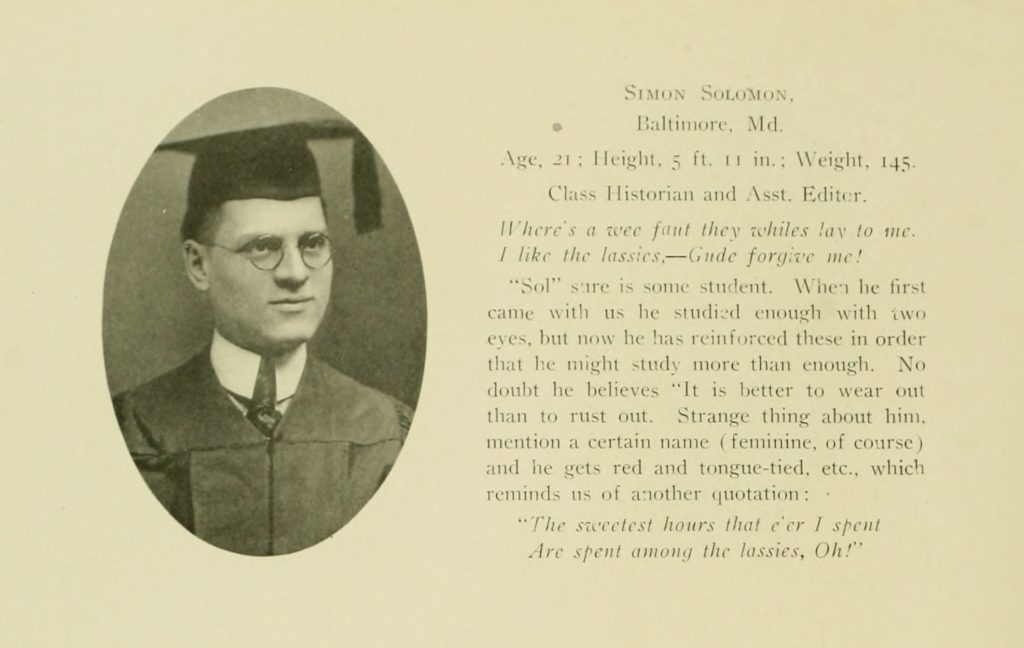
[104,88,426,556]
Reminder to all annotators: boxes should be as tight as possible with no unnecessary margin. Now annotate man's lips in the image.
[269,297,314,305]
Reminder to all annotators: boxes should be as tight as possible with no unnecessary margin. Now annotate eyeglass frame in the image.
[196,231,336,271]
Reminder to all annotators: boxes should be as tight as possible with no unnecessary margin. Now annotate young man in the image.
[114,123,412,556]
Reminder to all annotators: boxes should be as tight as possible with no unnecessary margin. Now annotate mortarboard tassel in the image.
[351,131,382,234]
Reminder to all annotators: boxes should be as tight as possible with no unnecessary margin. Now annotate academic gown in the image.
[114,349,412,556]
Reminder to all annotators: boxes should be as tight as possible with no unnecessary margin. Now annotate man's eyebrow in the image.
[238,230,326,240]
[232,234,281,250]
[235,233,278,243]
[297,230,330,240]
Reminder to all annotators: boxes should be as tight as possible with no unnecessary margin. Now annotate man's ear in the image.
[183,240,210,291]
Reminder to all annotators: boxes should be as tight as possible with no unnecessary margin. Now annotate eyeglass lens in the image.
[244,234,333,270]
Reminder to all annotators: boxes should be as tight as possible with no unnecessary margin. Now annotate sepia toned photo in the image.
[103,88,426,556]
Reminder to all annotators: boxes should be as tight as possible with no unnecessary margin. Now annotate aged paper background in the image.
[2,2,1021,646]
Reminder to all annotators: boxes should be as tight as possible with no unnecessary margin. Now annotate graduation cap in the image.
[155,89,382,237]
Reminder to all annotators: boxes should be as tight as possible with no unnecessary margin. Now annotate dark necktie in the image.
[245,355,282,437]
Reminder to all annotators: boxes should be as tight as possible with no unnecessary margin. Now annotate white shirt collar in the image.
[209,330,307,402]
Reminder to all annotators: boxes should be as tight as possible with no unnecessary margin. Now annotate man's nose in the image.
[273,244,310,285]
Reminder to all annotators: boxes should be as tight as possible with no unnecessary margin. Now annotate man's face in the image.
[187,197,333,355]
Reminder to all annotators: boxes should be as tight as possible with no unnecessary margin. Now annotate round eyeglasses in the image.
[202,232,334,271]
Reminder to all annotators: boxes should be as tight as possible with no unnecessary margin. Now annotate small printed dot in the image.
[552,123,562,132]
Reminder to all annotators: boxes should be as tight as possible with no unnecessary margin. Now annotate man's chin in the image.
[260,333,314,356]
[230,328,315,356]
[216,318,322,356]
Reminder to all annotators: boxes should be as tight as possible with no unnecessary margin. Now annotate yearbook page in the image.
[2,3,1021,646]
